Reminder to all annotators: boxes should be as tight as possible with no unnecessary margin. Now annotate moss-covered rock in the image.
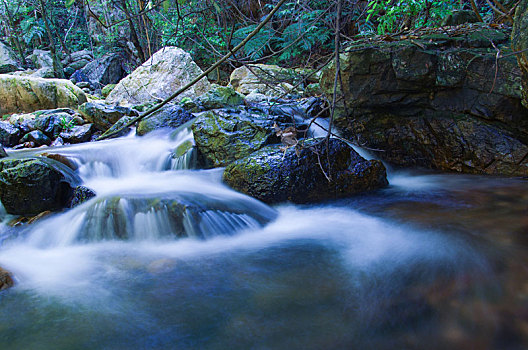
[513,0,528,108]
[78,102,138,131]
[184,84,245,112]
[223,138,388,204]
[101,83,116,98]
[0,157,81,215]
[0,121,21,147]
[0,42,20,74]
[136,104,194,136]
[229,64,304,97]
[191,110,275,167]
[0,75,87,115]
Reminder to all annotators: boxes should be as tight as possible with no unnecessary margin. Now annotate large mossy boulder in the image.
[106,47,210,105]
[183,84,245,112]
[78,102,138,131]
[191,110,278,167]
[321,24,528,175]
[0,75,87,115]
[512,0,528,108]
[0,42,20,74]
[0,157,81,215]
[136,104,194,136]
[223,138,388,204]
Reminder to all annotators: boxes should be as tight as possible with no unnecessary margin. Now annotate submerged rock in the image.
[106,47,210,105]
[0,157,81,215]
[136,104,193,136]
[78,102,138,131]
[223,138,388,204]
[0,75,87,115]
[69,186,96,208]
[321,24,528,175]
[0,267,14,291]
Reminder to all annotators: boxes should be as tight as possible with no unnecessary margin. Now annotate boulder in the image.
[0,267,14,291]
[79,53,125,89]
[320,24,528,176]
[0,42,20,74]
[191,109,283,167]
[223,138,388,204]
[78,102,138,131]
[0,121,21,147]
[183,84,245,112]
[229,64,305,96]
[101,83,116,98]
[26,49,54,78]
[19,130,51,147]
[0,157,81,215]
[0,75,87,115]
[59,124,94,143]
[136,104,194,136]
[63,50,94,77]
[512,0,528,108]
[34,111,76,139]
[106,47,211,105]
[441,10,481,26]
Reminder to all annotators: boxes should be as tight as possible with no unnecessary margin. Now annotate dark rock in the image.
[0,121,21,147]
[100,116,135,139]
[185,84,245,112]
[59,124,94,143]
[0,157,81,215]
[442,10,481,26]
[20,130,51,147]
[320,24,528,175]
[69,186,96,208]
[0,146,7,158]
[70,69,89,84]
[223,138,388,204]
[80,53,126,89]
[78,102,138,131]
[0,41,20,74]
[34,111,75,139]
[512,0,528,108]
[0,267,14,291]
[136,104,194,136]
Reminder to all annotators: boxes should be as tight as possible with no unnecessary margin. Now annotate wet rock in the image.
[0,267,14,291]
[69,186,96,208]
[20,130,51,147]
[0,146,7,158]
[191,110,276,167]
[0,42,20,74]
[0,75,87,115]
[80,53,125,89]
[512,0,528,108]
[100,116,136,139]
[51,137,64,147]
[0,121,21,147]
[106,47,211,105]
[34,111,75,139]
[78,102,138,131]
[40,153,78,170]
[0,157,81,215]
[223,138,388,204]
[320,24,528,175]
[136,104,193,136]
[59,124,95,143]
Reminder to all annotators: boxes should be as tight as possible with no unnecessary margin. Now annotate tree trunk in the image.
[39,0,65,78]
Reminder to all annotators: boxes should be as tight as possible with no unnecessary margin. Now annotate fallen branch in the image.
[97,0,289,141]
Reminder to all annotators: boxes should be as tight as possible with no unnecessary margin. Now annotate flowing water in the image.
[0,128,527,349]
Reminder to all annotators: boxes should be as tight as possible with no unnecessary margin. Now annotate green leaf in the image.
[65,0,75,8]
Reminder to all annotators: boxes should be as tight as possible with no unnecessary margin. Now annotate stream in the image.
[0,128,526,349]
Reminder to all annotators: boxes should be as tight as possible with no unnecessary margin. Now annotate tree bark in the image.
[38,0,65,78]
